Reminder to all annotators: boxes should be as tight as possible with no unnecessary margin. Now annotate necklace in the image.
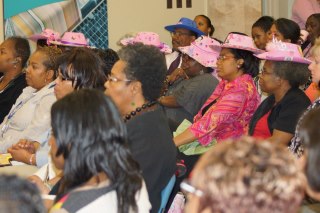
[124,101,157,122]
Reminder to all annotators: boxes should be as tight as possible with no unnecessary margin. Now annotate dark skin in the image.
[159,54,205,107]
[306,15,320,45]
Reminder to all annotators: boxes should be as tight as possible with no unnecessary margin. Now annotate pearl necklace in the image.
[124,101,157,122]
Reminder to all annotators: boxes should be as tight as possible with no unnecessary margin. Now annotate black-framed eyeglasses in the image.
[170,31,192,37]
[57,73,73,81]
[107,74,132,83]
[180,180,204,197]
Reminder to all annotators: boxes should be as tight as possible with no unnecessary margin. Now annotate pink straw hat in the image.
[50,32,88,47]
[254,40,311,64]
[29,29,60,43]
[120,32,172,54]
[178,36,221,68]
[212,33,264,54]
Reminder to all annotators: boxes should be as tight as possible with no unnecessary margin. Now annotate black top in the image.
[0,73,27,123]
[249,88,310,136]
[126,106,177,213]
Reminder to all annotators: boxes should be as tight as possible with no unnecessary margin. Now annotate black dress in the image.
[0,73,27,123]
[126,106,177,213]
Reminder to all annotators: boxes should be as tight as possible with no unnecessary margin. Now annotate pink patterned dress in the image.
[190,74,260,145]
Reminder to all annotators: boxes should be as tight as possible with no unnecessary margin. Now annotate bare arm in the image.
[268,129,293,146]
[174,128,197,147]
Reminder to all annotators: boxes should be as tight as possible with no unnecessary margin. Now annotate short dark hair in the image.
[0,175,45,213]
[7,36,30,68]
[227,32,259,78]
[252,16,275,33]
[300,107,320,192]
[274,18,300,44]
[195,14,215,36]
[93,48,119,76]
[52,89,142,213]
[117,43,167,101]
[57,47,106,90]
[272,61,310,88]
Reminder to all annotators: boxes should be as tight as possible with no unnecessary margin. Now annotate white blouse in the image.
[0,81,56,153]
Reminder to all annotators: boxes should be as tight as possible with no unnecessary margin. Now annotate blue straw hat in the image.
[165,17,205,37]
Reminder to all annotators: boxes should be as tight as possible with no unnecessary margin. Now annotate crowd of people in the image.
[0,7,320,213]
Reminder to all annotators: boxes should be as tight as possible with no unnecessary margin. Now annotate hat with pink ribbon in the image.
[120,32,172,54]
[212,33,264,54]
[254,40,311,64]
[29,29,61,44]
[178,36,221,68]
[50,32,88,47]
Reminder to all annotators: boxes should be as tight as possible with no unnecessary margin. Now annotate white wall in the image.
[262,0,295,19]
[107,0,206,50]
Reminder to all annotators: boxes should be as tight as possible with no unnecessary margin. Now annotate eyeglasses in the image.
[180,180,203,197]
[57,73,72,81]
[107,74,132,83]
[217,55,235,61]
[170,31,192,37]
[260,69,273,76]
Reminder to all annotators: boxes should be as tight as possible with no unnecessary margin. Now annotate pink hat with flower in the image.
[50,32,88,47]
[29,29,60,43]
[212,33,264,54]
[254,40,311,64]
[120,32,172,54]
[178,36,221,68]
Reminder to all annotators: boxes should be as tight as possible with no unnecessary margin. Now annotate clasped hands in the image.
[7,139,40,165]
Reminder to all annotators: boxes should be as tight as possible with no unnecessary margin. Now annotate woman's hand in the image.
[167,68,189,84]
[14,139,40,154]
[7,147,33,164]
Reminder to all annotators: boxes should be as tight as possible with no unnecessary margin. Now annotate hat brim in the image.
[120,38,172,54]
[50,40,88,47]
[165,25,205,37]
[179,46,218,68]
[220,44,264,54]
[254,52,311,64]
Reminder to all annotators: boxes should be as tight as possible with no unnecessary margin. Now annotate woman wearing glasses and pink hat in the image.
[159,36,220,131]
[249,41,311,145]
[173,32,261,170]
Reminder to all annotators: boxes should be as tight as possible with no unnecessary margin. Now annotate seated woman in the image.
[0,37,30,123]
[183,137,305,213]
[302,13,320,58]
[269,18,301,44]
[290,38,320,157]
[159,36,220,130]
[49,90,150,212]
[252,16,275,50]
[249,41,311,144]
[174,33,260,148]
[104,43,177,212]
[193,15,215,37]
[0,46,60,154]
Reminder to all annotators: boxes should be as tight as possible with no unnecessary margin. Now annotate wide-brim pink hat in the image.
[212,33,264,54]
[178,36,221,68]
[120,32,172,54]
[254,40,311,64]
[29,29,60,42]
[50,32,88,47]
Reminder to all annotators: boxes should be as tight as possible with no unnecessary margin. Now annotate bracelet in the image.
[29,154,35,165]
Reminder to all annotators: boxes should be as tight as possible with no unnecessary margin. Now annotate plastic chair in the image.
[158,175,176,213]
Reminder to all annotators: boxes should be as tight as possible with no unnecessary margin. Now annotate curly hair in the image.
[7,36,31,68]
[191,136,305,213]
[57,47,106,90]
[93,48,119,76]
[36,46,62,78]
[117,43,167,101]
[272,61,310,88]
[52,89,142,213]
